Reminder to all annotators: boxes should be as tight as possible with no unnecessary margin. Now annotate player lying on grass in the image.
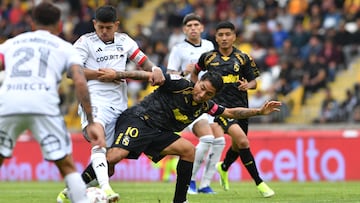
[78,71,281,203]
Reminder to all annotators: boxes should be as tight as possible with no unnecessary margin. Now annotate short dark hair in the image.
[215,21,235,31]
[95,5,117,22]
[200,71,224,93]
[32,2,60,26]
[182,13,202,25]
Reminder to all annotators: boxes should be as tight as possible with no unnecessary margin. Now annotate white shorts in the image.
[186,113,214,133]
[78,104,123,147]
[0,114,72,161]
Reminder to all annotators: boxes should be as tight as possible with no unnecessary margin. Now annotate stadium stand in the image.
[1,0,359,128]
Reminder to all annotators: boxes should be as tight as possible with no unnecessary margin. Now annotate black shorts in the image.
[112,113,180,163]
[214,116,248,135]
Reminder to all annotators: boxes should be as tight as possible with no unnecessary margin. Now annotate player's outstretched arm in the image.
[221,101,282,119]
[113,70,152,81]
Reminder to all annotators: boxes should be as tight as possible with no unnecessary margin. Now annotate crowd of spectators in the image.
[314,83,360,123]
[136,0,360,124]
[0,0,360,126]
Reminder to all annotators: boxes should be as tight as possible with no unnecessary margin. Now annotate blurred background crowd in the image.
[0,0,360,130]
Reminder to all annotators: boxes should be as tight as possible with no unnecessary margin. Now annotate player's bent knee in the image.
[179,144,195,162]
[106,148,127,164]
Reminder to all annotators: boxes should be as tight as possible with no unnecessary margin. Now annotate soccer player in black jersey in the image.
[81,70,281,203]
[191,21,275,197]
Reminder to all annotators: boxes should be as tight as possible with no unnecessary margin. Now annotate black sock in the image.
[222,147,239,171]
[239,148,263,185]
[173,159,193,203]
[81,162,96,184]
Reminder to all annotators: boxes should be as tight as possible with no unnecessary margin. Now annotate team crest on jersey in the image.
[233,63,240,72]
[116,45,123,51]
[122,135,130,146]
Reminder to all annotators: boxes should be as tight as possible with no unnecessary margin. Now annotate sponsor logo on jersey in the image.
[6,82,50,91]
[96,54,124,62]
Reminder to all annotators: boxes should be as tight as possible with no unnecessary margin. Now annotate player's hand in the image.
[238,77,249,91]
[259,101,282,115]
[98,68,118,83]
[150,66,165,86]
[86,122,106,147]
[183,63,195,76]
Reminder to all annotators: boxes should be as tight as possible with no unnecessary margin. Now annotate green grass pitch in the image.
[0,181,359,203]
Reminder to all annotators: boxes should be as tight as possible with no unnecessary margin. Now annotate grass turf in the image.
[0,181,359,203]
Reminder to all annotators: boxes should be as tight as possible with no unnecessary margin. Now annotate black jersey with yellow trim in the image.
[126,74,225,132]
[197,47,260,108]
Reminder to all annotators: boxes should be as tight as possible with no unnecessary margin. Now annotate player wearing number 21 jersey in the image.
[0,2,99,203]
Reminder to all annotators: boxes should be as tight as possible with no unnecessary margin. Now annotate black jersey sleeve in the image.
[206,100,225,116]
[195,52,207,72]
[246,54,261,78]
[195,50,217,72]
[159,73,192,92]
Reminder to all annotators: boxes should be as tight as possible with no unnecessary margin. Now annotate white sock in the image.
[191,135,214,181]
[199,137,225,189]
[91,145,111,190]
[65,172,88,203]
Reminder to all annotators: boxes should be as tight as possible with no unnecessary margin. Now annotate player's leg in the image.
[80,105,119,201]
[199,122,225,193]
[80,143,130,188]
[227,123,275,197]
[190,117,214,194]
[55,155,88,203]
[32,115,89,203]
[0,115,24,168]
[161,137,195,203]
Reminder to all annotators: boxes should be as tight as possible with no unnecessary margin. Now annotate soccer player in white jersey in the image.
[0,2,102,203]
[63,5,164,202]
[167,13,224,194]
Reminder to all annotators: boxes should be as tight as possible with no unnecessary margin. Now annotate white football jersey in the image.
[73,32,144,111]
[167,39,214,72]
[0,30,83,116]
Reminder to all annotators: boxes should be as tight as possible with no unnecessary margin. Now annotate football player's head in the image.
[193,71,223,103]
[182,13,204,43]
[215,21,236,49]
[32,2,61,34]
[93,5,119,43]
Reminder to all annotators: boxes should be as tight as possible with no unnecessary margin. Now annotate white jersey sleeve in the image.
[167,39,214,72]
[0,30,82,116]
[167,45,182,72]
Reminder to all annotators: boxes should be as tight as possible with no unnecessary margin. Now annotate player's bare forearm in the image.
[116,70,151,81]
[139,59,155,72]
[138,58,165,85]
[222,101,281,119]
[222,107,261,119]
[248,79,257,89]
[71,65,93,123]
